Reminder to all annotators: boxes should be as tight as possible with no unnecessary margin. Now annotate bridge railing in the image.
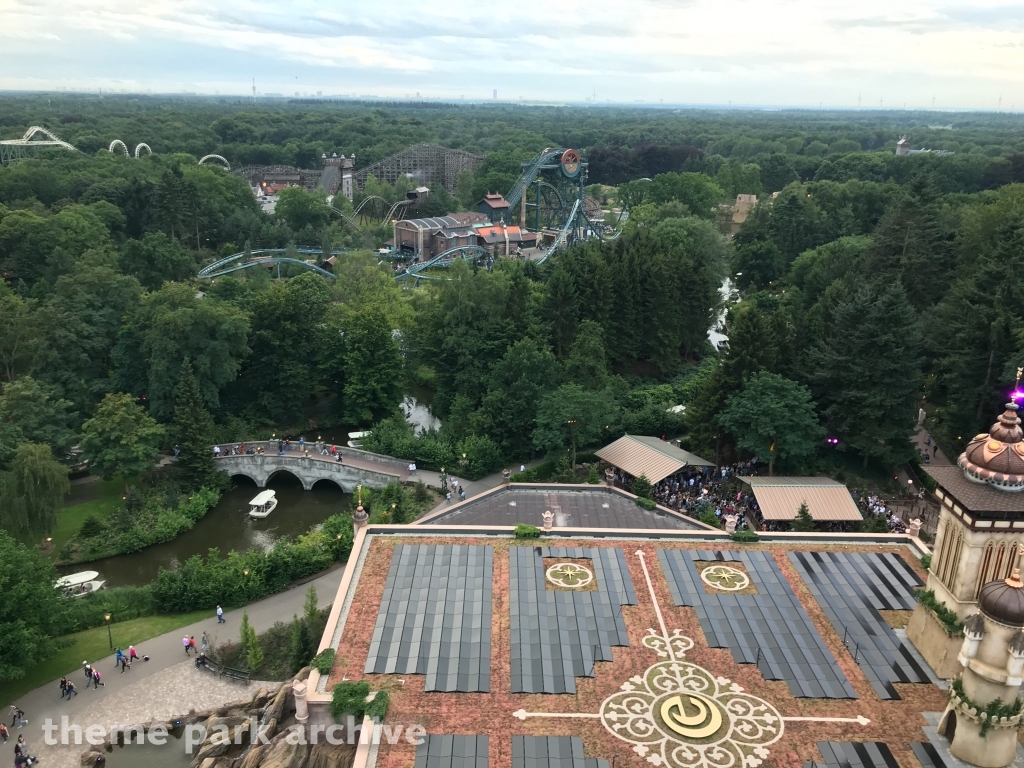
[212,441,411,472]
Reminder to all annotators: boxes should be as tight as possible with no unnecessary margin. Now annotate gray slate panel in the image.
[415,735,489,768]
[512,736,609,768]
[788,551,929,700]
[510,546,636,694]
[910,741,950,768]
[423,487,703,530]
[657,549,857,699]
[807,741,901,768]
[365,544,492,692]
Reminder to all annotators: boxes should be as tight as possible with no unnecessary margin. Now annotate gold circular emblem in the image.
[659,693,723,739]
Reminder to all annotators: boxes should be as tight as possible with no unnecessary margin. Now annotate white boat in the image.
[249,490,278,519]
[56,571,105,598]
[347,430,370,449]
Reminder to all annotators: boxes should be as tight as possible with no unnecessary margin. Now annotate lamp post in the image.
[104,613,112,650]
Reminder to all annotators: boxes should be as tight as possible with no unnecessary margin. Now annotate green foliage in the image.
[920,554,932,571]
[635,496,657,510]
[171,359,218,492]
[303,585,318,626]
[311,648,336,675]
[699,509,722,529]
[586,465,601,484]
[533,384,619,467]
[859,513,891,534]
[950,677,1022,737]
[0,376,77,460]
[288,614,314,673]
[79,393,164,481]
[514,524,542,539]
[718,371,823,473]
[790,501,815,532]
[916,589,963,635]
[366,690,390,722]
[631,474,653,499]
[240,610,264,672]
[0,442,70,543]
[730,529,760,543]
[0,529,65,680]
[331,681,371,722]
[59,486,220,563]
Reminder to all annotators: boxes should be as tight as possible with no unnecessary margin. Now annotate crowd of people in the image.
[856,492,908,533]
[610,459,764,531]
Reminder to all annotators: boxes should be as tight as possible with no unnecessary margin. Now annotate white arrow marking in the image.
[782,716,870,725]
[635,549,672,661]
[513,709,602,721]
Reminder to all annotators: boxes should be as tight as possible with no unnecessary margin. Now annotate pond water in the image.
[401,383,442,434]
[62,475,350,588]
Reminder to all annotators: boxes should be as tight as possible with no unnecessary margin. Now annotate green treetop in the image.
[79,392,165,481]
[171,359,218,491]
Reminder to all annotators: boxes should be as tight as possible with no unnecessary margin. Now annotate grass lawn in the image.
[0,610,208,709]
[49,478,127,558]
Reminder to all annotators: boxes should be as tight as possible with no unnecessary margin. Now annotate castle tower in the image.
[940,550,1024,767]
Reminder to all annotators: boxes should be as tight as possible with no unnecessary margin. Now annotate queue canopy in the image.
[739,476,863,521]
[595,435,713,484]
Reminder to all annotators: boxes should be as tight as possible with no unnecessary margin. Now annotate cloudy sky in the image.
[1,0,1022,109]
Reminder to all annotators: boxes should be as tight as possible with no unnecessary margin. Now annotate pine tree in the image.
[171,359,217,491]
[791,501,815,532]
[289,615,313,673]
[631,473,653,499]
[564,320,610,390]
[808,282,923,468]
[240,610,263,672]
[303,585,318,625]
[544,261,579,358]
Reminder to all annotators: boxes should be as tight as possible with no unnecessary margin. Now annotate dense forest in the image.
[0,96,1023,544]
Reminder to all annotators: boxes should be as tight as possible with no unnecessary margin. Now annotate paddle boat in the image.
[248,489,278,519]
[56,570,105,598]
[347,430,370,449]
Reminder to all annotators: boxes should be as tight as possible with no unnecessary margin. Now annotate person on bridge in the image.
[213,445,221,457]
[336,451,343,463]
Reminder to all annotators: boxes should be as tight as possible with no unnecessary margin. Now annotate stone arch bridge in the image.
[213,441,410,492]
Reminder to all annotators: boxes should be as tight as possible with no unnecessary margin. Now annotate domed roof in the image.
[958,403,1024,491]
[979,568,1024,627]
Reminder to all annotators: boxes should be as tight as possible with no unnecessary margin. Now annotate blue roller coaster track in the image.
[198,247,341,280]
[394,244,491,286]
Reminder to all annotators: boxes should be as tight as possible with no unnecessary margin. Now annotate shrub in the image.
[514,524,541,539]
[730,529,760,543]
[366,690,389,722]
[631,474,653,499]
[62,584,157,632]
[332,681,371,722]
[79,516,104,538]
[311,649,336,675]
[916,588,963,635]
[586,465,601,484]
[920,554,932,572]
[859,513,890,534]
[455,434,504,480]
[636,497,656,510]
[699,509,722,529]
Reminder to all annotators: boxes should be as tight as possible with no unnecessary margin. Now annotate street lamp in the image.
[104,613,112,650]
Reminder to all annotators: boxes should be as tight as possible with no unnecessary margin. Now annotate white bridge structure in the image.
[1,126,77,165]
[213,441,411,491]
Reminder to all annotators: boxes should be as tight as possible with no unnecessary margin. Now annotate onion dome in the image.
[979,564,1024,627]
[959,403,1024,491]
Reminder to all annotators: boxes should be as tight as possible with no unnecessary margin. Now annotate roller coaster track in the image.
[329,206,360,230]
[352,195,389,218]
[199,154,230,170]
[394,245,490,285]
[504,147,569,211]
[198,247,340,280]
[1,126,77,165]
[109,140,153,158]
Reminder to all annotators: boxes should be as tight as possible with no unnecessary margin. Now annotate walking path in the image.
[3,566,344,768]
[419,459,544,516]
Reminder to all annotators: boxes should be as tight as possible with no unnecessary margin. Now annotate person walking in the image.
[0,722,8,743]
[216,605,225,623]
[84,662,93,688]
[92,669,103,688]
[114,648,123,667]
[120,655,128,673]
[128,645,138,662]
[59,677,67,699]
[65,682,77,699]
[183,636,192,656]
[201,632,210,653]
[445,491,452,505]
[188,636,196,654]
[10,707,26,728]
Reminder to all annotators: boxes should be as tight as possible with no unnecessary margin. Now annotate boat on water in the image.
[347,430,370,449]
[56,570,105,598]
[249,489,278,519]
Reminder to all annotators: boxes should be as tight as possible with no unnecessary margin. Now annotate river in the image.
[65,475,350,588]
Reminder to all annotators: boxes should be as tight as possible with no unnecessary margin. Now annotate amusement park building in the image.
[393,216,478,261]
[478,192,512,223]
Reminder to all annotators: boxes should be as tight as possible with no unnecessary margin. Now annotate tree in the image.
[171,360,217,491]
[275,187,332,232]
[0,282,37,382]
[0,376,77,459]
[718,371,823,475]
[760,154,800,193]
[564,320,610,391]
[240,610,264,672]
[791,501,815,532]
[0,442,70,543]
[533,384,619,468]
[632,473,653,499]
[303,584,319,625]
[807,283,922,468]
[289,614,314,673]
[79,393,164,481]
[0,529,64,680]
[118,232,196,290]
[475,339,559,457]
[340,307,403,425]
[544,261,579,358]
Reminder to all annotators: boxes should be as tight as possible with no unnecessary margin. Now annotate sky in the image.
[1,0,1023,109]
